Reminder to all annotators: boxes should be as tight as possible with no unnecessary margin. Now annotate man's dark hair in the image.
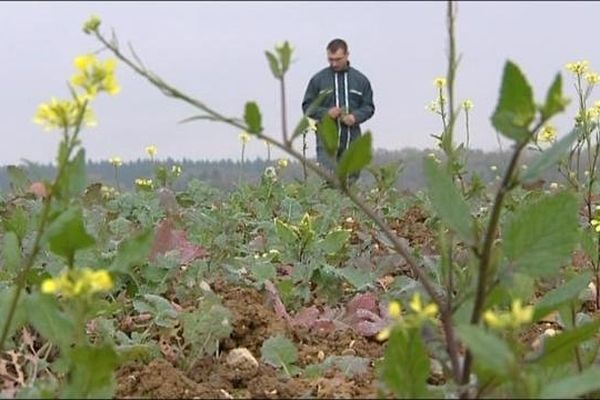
[326,38,348,54]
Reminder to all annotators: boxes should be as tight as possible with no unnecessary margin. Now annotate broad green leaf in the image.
[317,115,339,158]
[521,126,580,182]
[2,206,29,241]
[504,192,578,277]
[109,229,154,274]
[181,303,232,358]
[251,262,276,284]
[582,228,599,263]
[381,327,430,398]
[491,61,536,143]
[2,231,21,274]
[0,288,27,342]
[261,334,300,377]
[44,206,95,261]
[533,271,592,322]
[317,229,350,254]
[244,101,263,134]
[61,344,118,399]
[424,157,474,244]
[274,218,298,246]
[319,355,369,378]
[265,50,282,78]
[338,267,374,290]
[292,90,332,141]
[132,294,178,328]
[291,116,310,139]
[337,131,373,179]
[540,366,600,399]
[456,324,515,374]
[540,73,569,121]
[538,317,600,366]
[25,293,74,351]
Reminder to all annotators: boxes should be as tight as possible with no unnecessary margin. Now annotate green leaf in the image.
[533,271,592,322]
[61,344,118,399]
[539,366,600,399]
[337,132,373,180]
[540,73,569,121]
[181,302,232,358]
[25,292,74,351]
[491,61,536,143]
[3,231,21,275]
[261,334,300,377]
[338,267,374,290]
[2,206,29,241]
[424,157,474,244]
[317,229,350,254]
[521,126,580,183]
[320,355,369,378]
[265,50,282,78]
[504,192,579,277]
[456,324,515,375]
[275,41,292,73]
[244,101,263,134]
[0,288,27,343]
[44,206,95,261]
[274,218,298,246]
[109,229,154,274]
[291,90,333,141]
[538,317,600,366]
[251,262,276,284]
[381,327,430,398]
[317,115,339,158]
[132,294,178,328]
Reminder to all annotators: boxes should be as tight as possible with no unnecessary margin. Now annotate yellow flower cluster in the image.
[376,292,438,341]
[538,124,557,143]
[108,156,122,167]
[33,96,97,131]
[70,54,120,98]
[82,14,101,34]
[586,72,600,86]
[565,60,589,76]
[171,164,182,177]
[277,158,289,169]
[483,299,533,330]
[101,185,118,200]
[41,268,113,298]
[135,178,154,190]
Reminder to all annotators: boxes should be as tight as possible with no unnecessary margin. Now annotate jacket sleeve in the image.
[302,77,328,121]
[352,79,375,124]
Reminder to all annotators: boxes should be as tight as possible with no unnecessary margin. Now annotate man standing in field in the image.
[301,38,375,183]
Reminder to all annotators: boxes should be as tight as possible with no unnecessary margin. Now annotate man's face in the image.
[327,48,349,72]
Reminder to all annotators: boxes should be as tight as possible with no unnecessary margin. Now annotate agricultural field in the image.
[5,8,600,399]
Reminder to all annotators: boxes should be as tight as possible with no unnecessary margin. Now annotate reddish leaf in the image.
[149,218,207,264]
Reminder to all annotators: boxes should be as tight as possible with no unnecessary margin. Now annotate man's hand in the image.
[328,107,342,119]
[341,113,356,126]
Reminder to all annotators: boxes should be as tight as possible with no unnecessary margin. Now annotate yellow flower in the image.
[591,219,600,232]
[135,178,154,190]
[483,298,533,329]
[376,301,403,341]
[409,292,438,319]
[145,145,158,158]
[70,54,120,99]
[433,77,446,89]
[462,99,474,111]
[40,268,113,298]
[586,72,600,85]
[239,132,251,144]
[108,156,122,167]
[33,96,96,131]
[565,60,589,76]
[277,158,289,169]
[388,301,402,318]
[538,124,557,143]
[171,165,182,177]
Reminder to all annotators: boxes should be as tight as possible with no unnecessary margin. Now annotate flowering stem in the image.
[461,120,544,387]
[0,103,87,353]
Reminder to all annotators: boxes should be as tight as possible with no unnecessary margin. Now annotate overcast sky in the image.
[3,1,600,165]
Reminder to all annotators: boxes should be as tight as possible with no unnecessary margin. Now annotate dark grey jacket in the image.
[301,64,375,147]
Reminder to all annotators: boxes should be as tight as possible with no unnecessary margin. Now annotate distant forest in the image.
[0,147,576,194]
